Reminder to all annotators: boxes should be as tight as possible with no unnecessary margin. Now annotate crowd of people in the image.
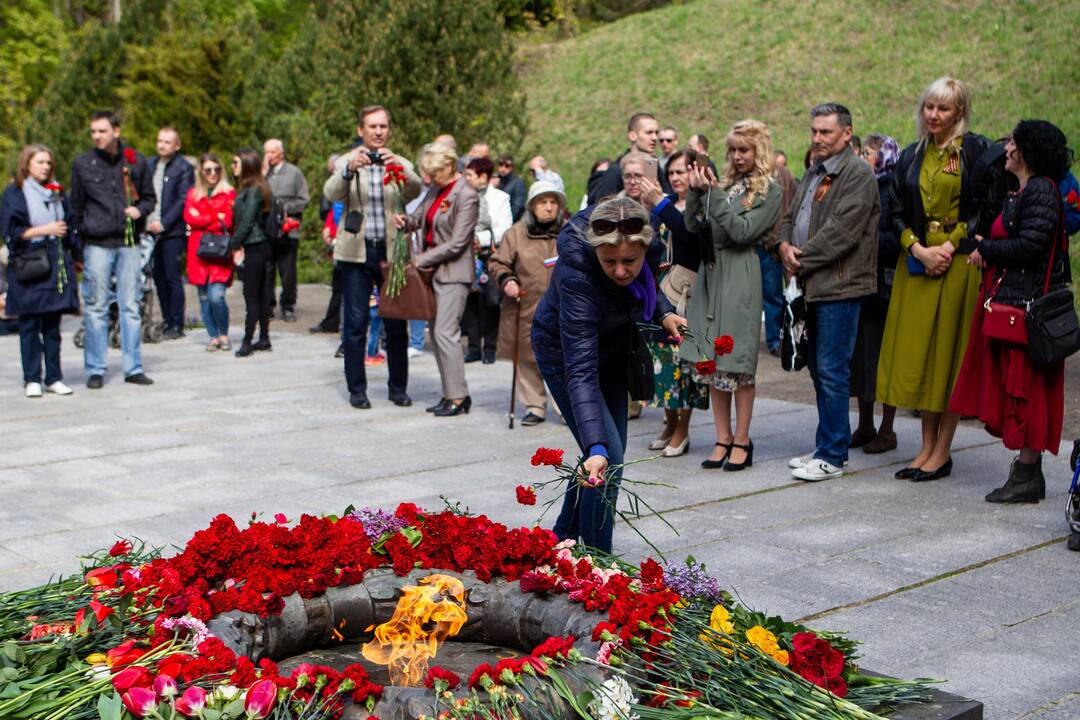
[2,77,1080,553]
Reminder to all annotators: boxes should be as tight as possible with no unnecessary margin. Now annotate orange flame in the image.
[361,574,467,686]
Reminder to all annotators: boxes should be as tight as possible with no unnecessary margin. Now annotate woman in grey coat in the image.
[679,120,782,471]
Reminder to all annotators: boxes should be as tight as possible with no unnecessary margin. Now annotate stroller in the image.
[73,234,165,349]
[1068,440,1080,551]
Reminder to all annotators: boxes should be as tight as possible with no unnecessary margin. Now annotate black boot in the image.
[985,458,1043,504]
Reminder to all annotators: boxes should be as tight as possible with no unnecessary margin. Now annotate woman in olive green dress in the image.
[876,77,990,481]
[679,120,783,471]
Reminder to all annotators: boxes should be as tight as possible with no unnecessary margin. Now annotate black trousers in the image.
[317,263,344,332]
[152,235,186,330]
[461,291,500,356]
[19,312,62,385]
[341,250,407,397]
[274,236,299,311]
[240,242,274,343]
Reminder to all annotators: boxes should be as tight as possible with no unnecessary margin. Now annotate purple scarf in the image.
[627,261,656,321]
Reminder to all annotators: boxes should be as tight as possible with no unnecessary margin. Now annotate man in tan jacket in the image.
[324,105,422,409]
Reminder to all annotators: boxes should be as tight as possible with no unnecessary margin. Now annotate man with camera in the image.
[323,105,422,409]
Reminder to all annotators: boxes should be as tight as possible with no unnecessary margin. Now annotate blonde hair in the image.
[15,144,55,189]
[585,197,654,248]
[619,150,653,174]
[721,119,776,203]
[915,76,971,146]
[192,153,233,200]
[419,142,458,177]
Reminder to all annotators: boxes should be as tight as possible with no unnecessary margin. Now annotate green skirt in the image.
[648,339,710,410]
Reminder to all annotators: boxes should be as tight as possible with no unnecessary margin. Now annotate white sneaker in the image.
[46,381,74,396]
[792,458,844,482]
[407,347,424,358]
[24,382,43,398]
[789,452,848,469]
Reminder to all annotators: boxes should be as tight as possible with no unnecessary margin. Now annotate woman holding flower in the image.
[679,120,783,471]
[184,153,236,351]
[0,144,81,397]
[531,196,685,553]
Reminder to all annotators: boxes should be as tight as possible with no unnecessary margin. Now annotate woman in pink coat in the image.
[184,153,236,351]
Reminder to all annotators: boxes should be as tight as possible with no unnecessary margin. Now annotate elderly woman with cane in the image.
[531,196,686,553]
[489,181,568,426]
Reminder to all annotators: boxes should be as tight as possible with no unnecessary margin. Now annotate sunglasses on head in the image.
[591,217,645,236]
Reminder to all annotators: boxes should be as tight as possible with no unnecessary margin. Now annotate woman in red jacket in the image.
[184,153,236,351]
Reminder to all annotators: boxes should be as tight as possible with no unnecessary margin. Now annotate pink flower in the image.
[273,513,288,525]
[121,687,158,718]
[244,679,278,718]
[153,673,178,698]
[174,686,208,717]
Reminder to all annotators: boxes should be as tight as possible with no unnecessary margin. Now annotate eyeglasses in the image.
[203,166,222,175]
[591,217,645,236]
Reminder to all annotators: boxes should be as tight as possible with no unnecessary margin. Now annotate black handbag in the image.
[1025,206,1080,366]
[13,243,51,284]
[626,321,655,401]
[196,220,232,260]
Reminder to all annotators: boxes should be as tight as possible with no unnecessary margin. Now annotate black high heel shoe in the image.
[701,442,733,469]
[723,440,754,472]
[427,398,449,413]
[434,396,471,416]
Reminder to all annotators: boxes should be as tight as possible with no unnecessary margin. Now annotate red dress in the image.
[184,187,236,286]
[949,215,1065,453]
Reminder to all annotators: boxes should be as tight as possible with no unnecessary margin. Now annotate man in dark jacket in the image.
[775,103,880,482]
[587,112,659,206]
[263,138,310,322]
[146,127,194,339]
[496,154,526,222]
[69,110,156,389]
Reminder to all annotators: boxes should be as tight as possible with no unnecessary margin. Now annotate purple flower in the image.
[349,507,409,545]
[663,560,723,601]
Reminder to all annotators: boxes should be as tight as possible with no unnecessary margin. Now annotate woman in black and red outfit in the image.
[951,120,1073,504]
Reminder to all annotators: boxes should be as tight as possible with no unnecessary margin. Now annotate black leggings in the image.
[240,242,274,343]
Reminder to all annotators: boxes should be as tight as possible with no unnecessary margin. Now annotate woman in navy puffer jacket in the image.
[531,196,685,553]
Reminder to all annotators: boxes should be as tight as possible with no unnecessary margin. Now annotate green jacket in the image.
[775,149,880,302]
[231,186,267,248]
[678,181,782,375]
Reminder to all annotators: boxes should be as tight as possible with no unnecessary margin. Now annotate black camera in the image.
[367,151,383,166]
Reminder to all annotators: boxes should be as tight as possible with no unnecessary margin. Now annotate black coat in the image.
[888,132,991,253]
[875,174,901,298]
[531,206,674,450]
[0,184,80,316]
[587,151,626,206]
[980,176,1068,307]
[69,142,156,246]
[146,154,194,239]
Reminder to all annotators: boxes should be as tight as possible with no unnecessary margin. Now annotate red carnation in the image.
[109,539,132,556]
[45,182,63,194]
[467,662,498,689]
[124,147,137,164]
[1068,190,1079,207]
[515,485,537,506]
[531,447,564,466]
[518,570,558,594]
[695,359,717,376]
[424,666,460,690]
[713,335,735,356]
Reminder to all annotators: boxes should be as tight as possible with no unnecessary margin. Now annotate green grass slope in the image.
[518,0,1080,203]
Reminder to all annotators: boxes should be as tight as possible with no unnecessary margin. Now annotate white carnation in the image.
[589,676,639,720]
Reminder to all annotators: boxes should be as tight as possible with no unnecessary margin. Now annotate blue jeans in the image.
[197,283,229,339]
[758,247,783,351]
[19,312,62,385]
[368,307,383,357]
[409,320,426,351]
[538,360,626,554]
[82,244,143,377]
[805,299,861,467]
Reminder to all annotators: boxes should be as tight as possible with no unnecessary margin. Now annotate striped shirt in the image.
[365,165,386,243]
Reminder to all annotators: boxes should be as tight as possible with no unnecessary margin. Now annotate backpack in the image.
[263,195,288,249]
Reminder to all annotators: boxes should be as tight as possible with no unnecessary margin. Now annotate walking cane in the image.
[508,289,526,429]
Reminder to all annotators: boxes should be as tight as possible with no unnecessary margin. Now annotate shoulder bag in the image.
[626,320,655,401]
[1026,204,1080,366]
[196,219,232,260]
[13,242,51,284]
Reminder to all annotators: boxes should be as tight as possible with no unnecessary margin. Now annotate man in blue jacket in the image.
[69,111,156,389]
[146,128,194,340]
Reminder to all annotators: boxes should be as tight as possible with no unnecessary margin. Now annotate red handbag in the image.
[981,273,1027,345]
